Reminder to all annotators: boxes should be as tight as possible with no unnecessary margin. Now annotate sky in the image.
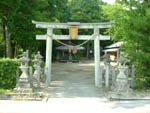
[102,0,115,4]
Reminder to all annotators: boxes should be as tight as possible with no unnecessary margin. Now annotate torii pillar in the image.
[45,28,53,87]
[94,27,101,87]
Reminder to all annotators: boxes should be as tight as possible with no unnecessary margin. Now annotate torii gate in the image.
[32,20,113,87]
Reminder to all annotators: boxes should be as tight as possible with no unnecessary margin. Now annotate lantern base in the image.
[14,78,32,93]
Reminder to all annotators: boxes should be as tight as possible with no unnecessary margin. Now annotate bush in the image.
[0,58,20,89]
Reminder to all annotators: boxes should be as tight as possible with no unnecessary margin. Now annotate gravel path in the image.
[42,61,107,98]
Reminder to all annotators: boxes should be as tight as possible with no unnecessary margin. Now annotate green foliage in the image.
[0,30,5,57]
[0,0,21,24]
[9,0,50,55]
[0,89,12,94]
[105,0,150,88]
[69,0,107,22]
[73,54,84,61]
[0,58,20,89]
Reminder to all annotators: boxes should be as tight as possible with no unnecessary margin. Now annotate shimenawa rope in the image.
[46,34,98,48]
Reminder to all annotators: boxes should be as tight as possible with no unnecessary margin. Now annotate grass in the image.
[0,89,13,94]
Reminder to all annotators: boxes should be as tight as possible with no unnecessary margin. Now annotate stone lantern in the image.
[14,52,32,93]
[113,55,130,92]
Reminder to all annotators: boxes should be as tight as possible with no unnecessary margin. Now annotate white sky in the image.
[102,0,115,4]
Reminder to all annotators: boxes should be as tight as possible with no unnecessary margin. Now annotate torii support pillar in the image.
[45,28,53,87]
[94,27,102,87]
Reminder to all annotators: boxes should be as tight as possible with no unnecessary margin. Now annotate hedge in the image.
[0,58,20,89]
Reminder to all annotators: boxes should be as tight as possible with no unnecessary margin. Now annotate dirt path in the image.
[43,61,107,98]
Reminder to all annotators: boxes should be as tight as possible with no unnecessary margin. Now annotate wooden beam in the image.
[32,20,114,29]
[36,35,110,40]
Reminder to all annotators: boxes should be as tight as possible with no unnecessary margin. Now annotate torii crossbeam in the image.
[32,20,113,87]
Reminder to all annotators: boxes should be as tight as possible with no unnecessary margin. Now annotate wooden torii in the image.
[32,20,113,87]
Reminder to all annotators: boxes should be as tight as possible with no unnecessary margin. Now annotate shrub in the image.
[0,58,20,89]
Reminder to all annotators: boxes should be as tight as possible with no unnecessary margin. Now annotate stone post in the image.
[33,56,39,82]
[103,52,111,88]
[105,65,110,88]
[29,66,33,88]
[37,66,40,88]
[131,65,135,88]
[111,66,116,86]
[44,67,48,87]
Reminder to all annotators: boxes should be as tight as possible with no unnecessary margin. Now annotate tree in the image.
[0,0,21,58]
[0,0,58,58]
[104,0,150,87]
[9,0,51,57]
[69,0,106,22]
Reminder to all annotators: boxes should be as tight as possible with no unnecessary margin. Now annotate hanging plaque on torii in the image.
[68,22,80,40]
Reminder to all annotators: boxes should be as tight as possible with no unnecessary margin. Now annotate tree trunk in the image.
[3,25,6,57]
[5,26,13,58]
[14,44,18,58]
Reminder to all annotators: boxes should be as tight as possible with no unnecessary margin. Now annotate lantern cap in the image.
[18,52,30,62]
